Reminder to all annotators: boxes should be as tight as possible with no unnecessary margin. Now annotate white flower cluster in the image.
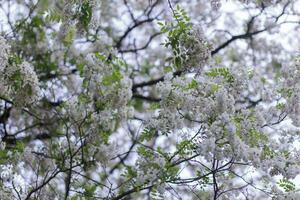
[0,138,5,150]
[73,54,133,131]
[85,54,132,110]
[151,64,298,180]
[179,28,213,70]
[280,57,300,127]
[196,110,264,165]
[0,36,10,70]
[0,164,13,182]
[0,37,40,106]
[0,187,13,200]
[151,66,249,132]
[57,0,101,39]
[136,152,165,185]
[272,185,300,199]
[1,61,40,106]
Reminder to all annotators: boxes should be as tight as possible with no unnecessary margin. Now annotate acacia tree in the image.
[0,0,300,199]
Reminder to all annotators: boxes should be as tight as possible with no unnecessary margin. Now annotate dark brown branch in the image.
[115,18,156,49]
[133,94,161,102]
[119,32,162,53]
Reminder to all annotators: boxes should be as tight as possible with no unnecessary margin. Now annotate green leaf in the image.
[187,79,198,89]
[175,140,194,156]
[206,67,235,83]
[275,102,285,110]
[210,84,219,93]
[77,63,85,76]
[122,166,137,179]
[278,179,296,192]
[102,69,123,86]
[84,184,97,197]
[140,127,156,142]
[15,141,25,153]
[79,2,92,29]
[248,129,268,147]
[63,27,76,46]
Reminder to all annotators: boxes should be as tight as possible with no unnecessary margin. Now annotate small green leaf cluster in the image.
[277,179,296,192]
[158,5,192,69]
[206,67,235,83]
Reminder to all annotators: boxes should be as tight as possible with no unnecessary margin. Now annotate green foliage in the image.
[15,141,25,153]
[8,54,22,65]
[9,69,23,90]
[248,129,268,147]
[277,179,296,192]
[83,184,97,200]
[0,150,8,164]
[261,145,276,160]
[137,146,153,158]
[150,187,164,200]
[210,83,220,93]
[122,166,137,179]
[102,69,123,86]
[34,50,58,75]
[276,102,286,110]
[93,53,127,87]
[206,67,235,83]
[175,140,195,156]
[78,2,92,30]
[63,27,76,46]
[278,88,293,98]
[158,5,192,69]
[187,79,198,90]
[15,15,59,75]
[131,99,144,110]
[150,102,161,110]
[161,163,179,181]
[44,8,63,23]
[77,63,85,77]
[140,127,156,142]
[16,16,45,44]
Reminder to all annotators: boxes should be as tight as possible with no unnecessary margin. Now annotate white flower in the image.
[0,165,13,182]
[0,36,10,70]
[0,59,41,106]
[179,27,213,70]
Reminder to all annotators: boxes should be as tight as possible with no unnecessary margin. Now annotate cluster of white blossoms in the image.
[135,152,166,185]
[72,53,133,131]
[85,54,132,109]
[195,110,265,166]
[55,0,102,41]
[150,65,250,133]
[0,187,13,200]
[0,37,40,106]
[150,60,300,192]
[279,57,300,127]
[0,164,13,182]
[0,163,27,200]
[0,36,11,97]
[179,28,213,70]
[0,36,10,69]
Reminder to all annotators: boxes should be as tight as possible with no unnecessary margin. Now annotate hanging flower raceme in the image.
[0,37,41,106]
[279,56,300,127]
[79,53,133,131]
[179,27,213,70]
